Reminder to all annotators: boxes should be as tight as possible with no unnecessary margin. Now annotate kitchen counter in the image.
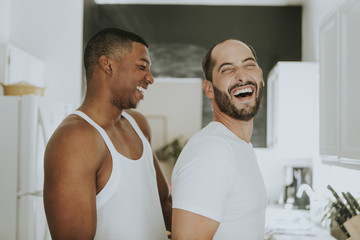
[269,229,335,240]
[270,235,334,240]
[265,205,336,240]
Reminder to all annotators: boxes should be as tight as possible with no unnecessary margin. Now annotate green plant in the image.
[155,137,186,162]
[321,199,337,228]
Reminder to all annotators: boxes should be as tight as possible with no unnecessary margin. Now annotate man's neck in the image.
[79,95,124,128]
[213,111,253,143]
[79,71,127,127]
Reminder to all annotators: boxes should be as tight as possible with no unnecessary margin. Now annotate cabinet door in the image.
[267,62,318,158]
[319,9,340,159]
[277,62,318,158]
[339,0,360,160]
[266,70,279,148]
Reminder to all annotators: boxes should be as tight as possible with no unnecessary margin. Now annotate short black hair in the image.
[201,39,258,82]
[84,28,148,78]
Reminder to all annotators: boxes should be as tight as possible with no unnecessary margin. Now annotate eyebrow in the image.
[217,57,257,72]
[217,63,233,72]
[139,58,151,65]
[244,57,257,63]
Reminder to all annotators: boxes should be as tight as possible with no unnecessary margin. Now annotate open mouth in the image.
[232,87,254,99]
[136,86,147,95]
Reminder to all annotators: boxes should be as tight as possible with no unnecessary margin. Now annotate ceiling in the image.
[94,0,305,5]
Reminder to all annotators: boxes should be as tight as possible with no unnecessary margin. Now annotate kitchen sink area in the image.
[265,205,335,240]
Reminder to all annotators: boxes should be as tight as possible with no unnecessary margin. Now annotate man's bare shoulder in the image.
[125,109,147,123]
[49,114,100,145]
[45,113,106,169]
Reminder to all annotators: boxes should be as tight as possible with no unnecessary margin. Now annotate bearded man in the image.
[171,39,267,240]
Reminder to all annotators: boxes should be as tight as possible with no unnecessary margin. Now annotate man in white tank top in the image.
[171,39,267,239]
[44,28,171,239]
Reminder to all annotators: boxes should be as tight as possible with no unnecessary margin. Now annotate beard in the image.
[213,82,263,121]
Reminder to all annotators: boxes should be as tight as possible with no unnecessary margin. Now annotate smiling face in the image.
[110,42,154,110]
[206,39,264,121]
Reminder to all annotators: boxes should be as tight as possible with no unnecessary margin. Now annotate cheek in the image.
[252,72,263,84]
[215,75,231,87]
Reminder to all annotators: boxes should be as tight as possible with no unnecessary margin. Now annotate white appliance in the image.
[0,95,73,240]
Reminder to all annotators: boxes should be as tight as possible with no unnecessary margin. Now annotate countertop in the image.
[265,205,336,240]
[269,229,335,240]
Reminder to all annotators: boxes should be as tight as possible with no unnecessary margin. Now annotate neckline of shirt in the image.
[209,121,252,146]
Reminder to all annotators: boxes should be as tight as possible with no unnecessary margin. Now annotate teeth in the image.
[136,86,146,94]
[234,87,253,95]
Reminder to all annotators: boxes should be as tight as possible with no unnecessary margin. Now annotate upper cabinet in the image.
[267,61,318,159]
[319,0,360,167]
[339,0,360,161]
[0,44,44,87]
[319,8,340,160]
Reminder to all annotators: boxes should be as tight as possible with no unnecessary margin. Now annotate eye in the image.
[138,65,146,70]
[221,68,233,73]
[245,62,256,68]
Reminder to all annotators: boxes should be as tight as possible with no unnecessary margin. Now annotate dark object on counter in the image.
[342,192,358,216]
[327,185,353,238]
[347,192,360,212]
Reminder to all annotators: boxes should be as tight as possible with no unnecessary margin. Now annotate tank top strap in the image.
[121,111,148,143]
[72,110,118,155]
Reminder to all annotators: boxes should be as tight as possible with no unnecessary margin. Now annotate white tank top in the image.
[73,110,168,240]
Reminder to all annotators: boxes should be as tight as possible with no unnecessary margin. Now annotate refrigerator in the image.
[0,95,73,240]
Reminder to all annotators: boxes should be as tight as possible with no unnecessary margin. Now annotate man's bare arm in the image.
[43,120,103,239]
[153,152,172,231]
[172,208,219,240]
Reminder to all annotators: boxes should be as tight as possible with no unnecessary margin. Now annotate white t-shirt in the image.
[74,111,168,240]
[172,121,267,240]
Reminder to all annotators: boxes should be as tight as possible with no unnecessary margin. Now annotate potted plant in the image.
[155,137,186,163]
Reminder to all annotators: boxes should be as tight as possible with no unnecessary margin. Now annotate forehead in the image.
[211,40,254,66]
[124,42,151,64]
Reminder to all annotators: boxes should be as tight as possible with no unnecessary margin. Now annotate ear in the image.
[260,68,265,87]
[203,80,214,99]
[99,55,112,75]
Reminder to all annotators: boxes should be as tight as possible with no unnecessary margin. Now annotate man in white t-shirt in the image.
[171,39,267,240]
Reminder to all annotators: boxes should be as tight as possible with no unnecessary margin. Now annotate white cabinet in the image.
[0,44,44,86]
[319,8,340,160]
[339,0,360,161]
[319,0,360,167]
[267,62,319,159]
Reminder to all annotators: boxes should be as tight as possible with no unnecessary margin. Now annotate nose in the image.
[235,68,247,83]
[145,69,154,85]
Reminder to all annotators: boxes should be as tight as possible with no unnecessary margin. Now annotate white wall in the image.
[137,78,203,150]
[1,0,84,107]
[136,78,203,182]
[0,0,10,43]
